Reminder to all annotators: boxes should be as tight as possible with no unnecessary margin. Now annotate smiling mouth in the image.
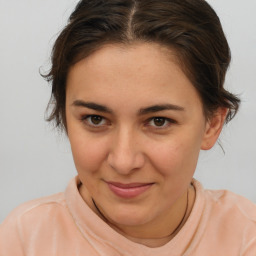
[106,182,154,199]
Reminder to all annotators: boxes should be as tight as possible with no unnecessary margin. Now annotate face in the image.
[65,43,220,230]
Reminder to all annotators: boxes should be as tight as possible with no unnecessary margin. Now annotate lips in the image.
[106,181,154,199]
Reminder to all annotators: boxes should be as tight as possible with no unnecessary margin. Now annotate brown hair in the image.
[44,0,240,130]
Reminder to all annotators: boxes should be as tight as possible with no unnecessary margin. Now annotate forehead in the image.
[66,43,203,114]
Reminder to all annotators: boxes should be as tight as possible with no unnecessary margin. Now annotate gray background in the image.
[0,0,256,223]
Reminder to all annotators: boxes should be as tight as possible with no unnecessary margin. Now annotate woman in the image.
[1,0,255,255]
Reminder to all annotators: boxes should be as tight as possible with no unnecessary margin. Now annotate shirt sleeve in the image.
[0,212,25,256]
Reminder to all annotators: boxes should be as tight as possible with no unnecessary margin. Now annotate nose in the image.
[107,128,145,175]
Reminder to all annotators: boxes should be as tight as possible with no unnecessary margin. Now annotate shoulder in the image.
[202,183,256,253]
[1,177,81,232]
[193,179,256,223]
[1,192,67,227]
[205,188,256,247]
[191,180,256,254]
[205,188,256,223]
[0,192,69,254]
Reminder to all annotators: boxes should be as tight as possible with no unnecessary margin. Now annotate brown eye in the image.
[84,115,106,127]
[147,117,174,129]
[90,115,103,125]
[153,117,166,126]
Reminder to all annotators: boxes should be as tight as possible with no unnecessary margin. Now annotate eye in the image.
[82,115,107,127]
[148,117,174,128]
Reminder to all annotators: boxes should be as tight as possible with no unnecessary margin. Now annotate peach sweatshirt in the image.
[1,177,256,256]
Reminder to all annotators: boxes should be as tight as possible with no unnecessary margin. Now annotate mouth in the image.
[106,181,154,199]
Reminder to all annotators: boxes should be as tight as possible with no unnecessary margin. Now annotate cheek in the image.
[69,133,108,174]
[147,136,201,177]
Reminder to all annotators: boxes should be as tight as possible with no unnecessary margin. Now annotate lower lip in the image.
[107,183,153,199]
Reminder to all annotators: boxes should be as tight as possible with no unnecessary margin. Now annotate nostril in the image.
[107,151,145,175]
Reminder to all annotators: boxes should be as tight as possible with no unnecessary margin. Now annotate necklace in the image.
[169,188,189,237]
[92,197,108,222]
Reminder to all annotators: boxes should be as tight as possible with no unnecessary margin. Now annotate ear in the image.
[201,108,228,150]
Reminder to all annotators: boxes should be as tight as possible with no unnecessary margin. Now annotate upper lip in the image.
[106,181,154,188]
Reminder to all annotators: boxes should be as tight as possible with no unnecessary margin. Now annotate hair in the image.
[43,0,240,131]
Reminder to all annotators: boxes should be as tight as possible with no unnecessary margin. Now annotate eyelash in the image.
[80,115,176,129]
[146,117,176,129]
[81,115,108,128]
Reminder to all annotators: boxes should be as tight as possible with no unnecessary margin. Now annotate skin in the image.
[65,43,226,247]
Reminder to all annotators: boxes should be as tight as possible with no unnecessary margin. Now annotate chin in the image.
[104,205,152,227]
[111,216,149,228]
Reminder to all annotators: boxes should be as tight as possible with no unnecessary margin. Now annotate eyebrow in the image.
[138,104,185,115]
[72,100,185,115]
[72,100,113,114]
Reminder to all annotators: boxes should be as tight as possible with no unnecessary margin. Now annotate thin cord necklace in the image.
[92,198,109,222]
[170,188,189,237]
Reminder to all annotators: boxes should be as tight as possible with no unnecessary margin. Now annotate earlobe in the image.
[201,108,228,150]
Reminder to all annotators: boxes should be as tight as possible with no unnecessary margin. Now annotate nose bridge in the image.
[107,125,144,174]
